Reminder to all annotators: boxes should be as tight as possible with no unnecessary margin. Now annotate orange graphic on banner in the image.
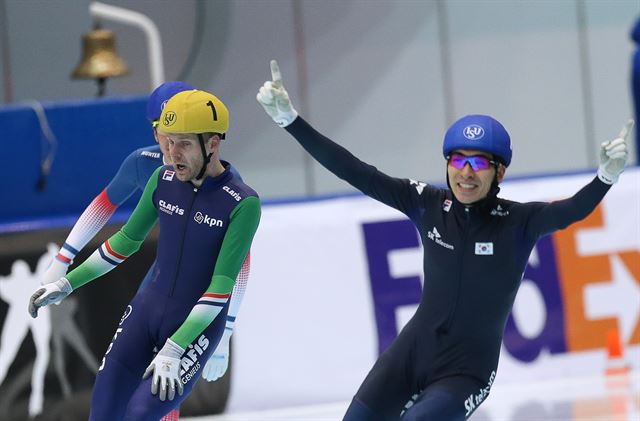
[573,396,629,421]
[618,251,640,345]
[553,205,617,352]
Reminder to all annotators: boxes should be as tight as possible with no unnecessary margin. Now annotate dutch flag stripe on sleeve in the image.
[98,240,126,266]
[186,293,231,324]
[197,293,231,307]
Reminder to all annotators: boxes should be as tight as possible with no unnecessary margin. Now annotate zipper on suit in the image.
[445,206,470,330]
[171,186,198,296]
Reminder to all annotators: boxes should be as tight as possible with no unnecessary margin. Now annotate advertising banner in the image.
[1,169,637,416]
[228,169,640,411]
[0,226,229,420]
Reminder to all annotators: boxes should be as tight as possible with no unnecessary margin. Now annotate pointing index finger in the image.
[619,119,635,140]
[270,59,282,88]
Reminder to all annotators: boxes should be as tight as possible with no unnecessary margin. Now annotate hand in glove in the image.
[28,278,72,318]
[256,59,298,127]
[41,256,70,285]
[597,120,634,184]
[143,339,185,401]
[202,328,232,382]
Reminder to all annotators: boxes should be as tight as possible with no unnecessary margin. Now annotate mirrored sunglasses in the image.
[447,153,497,171]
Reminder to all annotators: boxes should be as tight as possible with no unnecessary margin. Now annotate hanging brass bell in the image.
[71,28,129,79]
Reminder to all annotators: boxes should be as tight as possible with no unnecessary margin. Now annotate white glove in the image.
[28,278,72,318]
[41,256,69,285]
[256,59,298,127]
[143,339,185,401]
[202,328,232,382]
[597,120,634,184]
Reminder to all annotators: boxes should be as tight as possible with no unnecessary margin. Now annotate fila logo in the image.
[194,211,224,228]
[163,170,175,181]
[443,199,452,212]
[463,124,485,140]
[159,199,184,216]
[427,226,454,250]
[409,179,427,195]
[475,242,494,255]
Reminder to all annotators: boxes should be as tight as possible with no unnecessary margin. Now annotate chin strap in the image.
[489,169,501,197]
[196,133,214,180]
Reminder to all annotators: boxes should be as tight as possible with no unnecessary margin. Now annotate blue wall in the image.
[0,96,153,221]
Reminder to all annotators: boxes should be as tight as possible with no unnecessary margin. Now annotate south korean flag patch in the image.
[475,242,493,255]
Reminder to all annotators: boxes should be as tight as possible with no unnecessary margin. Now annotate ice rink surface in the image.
[185,371,640,421]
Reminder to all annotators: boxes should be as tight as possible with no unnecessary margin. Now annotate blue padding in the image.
[0,95,154,221]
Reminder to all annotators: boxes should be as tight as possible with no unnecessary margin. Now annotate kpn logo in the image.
[194,211,224,228]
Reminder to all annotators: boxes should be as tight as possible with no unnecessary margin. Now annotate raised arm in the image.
[257,60,424,218]
[527,120,633,237]
[257,60,376,184]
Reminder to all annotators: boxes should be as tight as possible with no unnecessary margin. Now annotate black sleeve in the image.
[525,176,611,238]
[285,117,424,219]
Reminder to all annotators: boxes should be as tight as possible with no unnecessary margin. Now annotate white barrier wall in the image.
[229,168,640,411]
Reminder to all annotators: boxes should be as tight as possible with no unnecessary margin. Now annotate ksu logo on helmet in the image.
[463,124,484,140]
[164,111,176,126]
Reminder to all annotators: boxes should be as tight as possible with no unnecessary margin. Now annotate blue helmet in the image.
[442,114,512,166]
[146,81,195,124]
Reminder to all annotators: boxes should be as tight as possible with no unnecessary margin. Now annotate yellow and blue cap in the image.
[147,81,194,126]
[159,89,229,134]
